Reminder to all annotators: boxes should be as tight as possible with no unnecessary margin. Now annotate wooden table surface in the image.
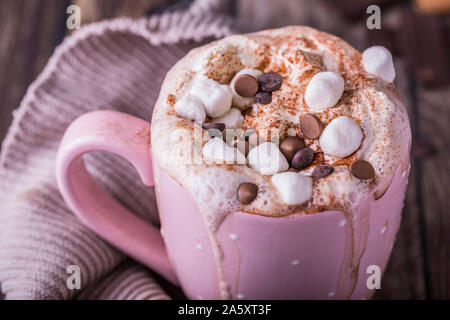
[0,0,448,300]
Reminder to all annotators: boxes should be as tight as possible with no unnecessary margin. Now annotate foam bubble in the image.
[198,185,214,203]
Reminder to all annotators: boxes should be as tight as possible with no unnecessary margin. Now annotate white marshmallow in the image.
[229,69,263,110]
[305,71,345,112]
[319,116,363,157]
[212,108,244,129]
[247,142,289,175]
[190,76,232,118]
[362,46,395,82]
[174,95,206,122]
[271,172,313,205]
[202,137,246,164]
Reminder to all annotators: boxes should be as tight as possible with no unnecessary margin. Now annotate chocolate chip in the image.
[351,160,375,180]
[300,113,324,139]
[234,74,259,97]
[311,165,334,178]
[237,182,258,205]
[258,72,283,92]
[280,136,306,163]
[202,122,225,131]
[255,91,272,104]
[291,148,314,170]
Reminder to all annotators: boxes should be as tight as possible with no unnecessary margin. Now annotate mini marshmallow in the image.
[305,71,344,112]
[230,69,263,110]
[247,142,289,175]
[362,46,395,82]
[319,116,363,157]
[174,95,206,122]
[271,172,313,205]
[190,76,232,118]
[212,108,244,129]
[202,137,246,164]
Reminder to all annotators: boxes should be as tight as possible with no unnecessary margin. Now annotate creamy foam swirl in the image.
[151,26,411,229]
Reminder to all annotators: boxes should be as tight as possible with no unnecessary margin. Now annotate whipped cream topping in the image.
[151,26,411,229]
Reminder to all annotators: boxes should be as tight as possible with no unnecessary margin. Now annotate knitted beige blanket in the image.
[0,0,233,300]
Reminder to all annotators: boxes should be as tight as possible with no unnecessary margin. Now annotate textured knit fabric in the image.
[0,0,233,300]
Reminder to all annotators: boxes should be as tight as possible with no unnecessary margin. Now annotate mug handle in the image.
[56,110,179,285]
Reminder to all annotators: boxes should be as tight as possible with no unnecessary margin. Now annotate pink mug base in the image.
[155,160,408,300]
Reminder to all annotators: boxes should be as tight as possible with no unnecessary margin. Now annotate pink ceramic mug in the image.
[56,110,409,300]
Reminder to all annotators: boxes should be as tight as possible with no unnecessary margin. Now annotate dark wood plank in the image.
[417,86,450,299]
[237,0,314,32]
[0,0,69,150]
[396,7,450,299]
